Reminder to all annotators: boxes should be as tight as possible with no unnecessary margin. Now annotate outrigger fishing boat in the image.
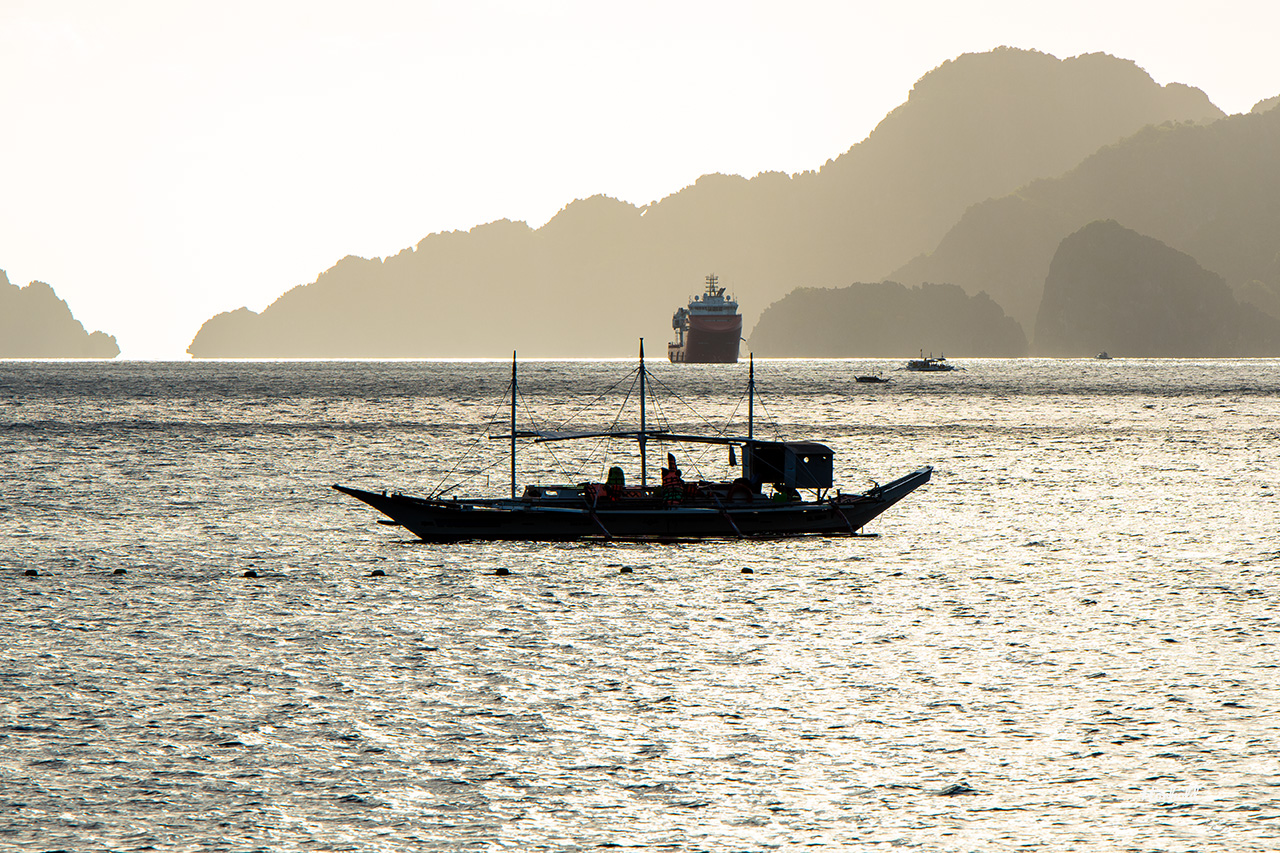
[334,343,932,541]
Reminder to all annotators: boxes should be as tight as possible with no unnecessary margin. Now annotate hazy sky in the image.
[3,0,1278,358]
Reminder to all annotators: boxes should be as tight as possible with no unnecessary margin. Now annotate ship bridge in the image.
[688,273,738,314]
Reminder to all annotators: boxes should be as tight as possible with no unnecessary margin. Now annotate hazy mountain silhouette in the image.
[1033,221,1280,357]
[188,48,1220,358]
[1,271,120,358]
[1252,95,1280,114]
[749,281,1026,357]
[892,105,1280,335]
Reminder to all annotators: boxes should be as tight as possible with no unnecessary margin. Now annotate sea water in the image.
[1,358,1277,852]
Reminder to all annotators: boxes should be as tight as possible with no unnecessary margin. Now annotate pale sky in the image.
[3,0,1278,358]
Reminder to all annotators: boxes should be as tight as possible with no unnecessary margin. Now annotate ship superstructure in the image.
[668,274,742,363]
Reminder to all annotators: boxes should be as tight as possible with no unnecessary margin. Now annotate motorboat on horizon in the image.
[905,351,958,372]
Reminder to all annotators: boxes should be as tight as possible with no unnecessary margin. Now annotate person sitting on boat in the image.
[605,465,625,501]
[772,482,801,503]
[661,453,684,506]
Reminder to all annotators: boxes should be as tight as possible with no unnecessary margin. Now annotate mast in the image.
[748,352,754,440]
[510,350,517,499]
[639,338,647,487]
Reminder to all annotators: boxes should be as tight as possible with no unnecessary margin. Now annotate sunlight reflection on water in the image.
[1,358,1278,850]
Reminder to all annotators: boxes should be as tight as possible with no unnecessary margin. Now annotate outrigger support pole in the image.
[833,505,859,535]
[710,492,745,538]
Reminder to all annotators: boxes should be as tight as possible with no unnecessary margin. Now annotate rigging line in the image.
[515,381,570,477]
[587,379,642,481]
[429,426,501,498]
[544,367,640,484]
[639,366,744,482]
[583,433,616,483]
[722,392,747,431]
[753,393,787,443]
[642,374,672,434]
[646,386,711,478]
[641,372,748,480]
[516,368,619,487]
[566,371,640,484]
[605,368,641,433]
[530,390,621,489]
[432,455,511,497]
[642,371,736,436]
[520,366,642,486]
[546,366,641,434]
[428,449,493,499]
[431,377,519,498]
[518,375,634,486]
[549,399,613,484]
[655,366,737,427]
[640,373,675,462]
[744,370,777,438]
[661,437,710,482]
[736,367,784,442]
[642,371,716,482]
[688,390,746,480]
[643,363,690,436]
[561,370,644,485]
[607,367,641,434]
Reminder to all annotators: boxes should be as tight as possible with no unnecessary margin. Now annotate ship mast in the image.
[510,351,517,499]
[639,338,647,487]
[748,352,754,440]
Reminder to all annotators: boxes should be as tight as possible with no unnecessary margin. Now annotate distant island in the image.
[749,281,1026,357]
[1033,220,1280,357]
[891,104,1280,337]
[187,47,1227,358]
[1,271,119,358]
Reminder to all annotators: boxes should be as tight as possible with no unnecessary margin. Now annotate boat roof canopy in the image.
[524,430,833,456]
[743,440,834,490]
[506,428,837,490]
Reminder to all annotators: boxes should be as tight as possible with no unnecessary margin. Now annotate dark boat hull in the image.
[668,315,742,363]
[335,466,931,542]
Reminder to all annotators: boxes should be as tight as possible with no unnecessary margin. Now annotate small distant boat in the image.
[905,351,957,372]
[1096,351,1112,360]
[855,374,892,383]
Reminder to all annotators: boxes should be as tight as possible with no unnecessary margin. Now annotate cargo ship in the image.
[668,274,742,363]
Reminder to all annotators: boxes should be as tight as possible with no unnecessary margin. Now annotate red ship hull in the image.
[668,315,742,363]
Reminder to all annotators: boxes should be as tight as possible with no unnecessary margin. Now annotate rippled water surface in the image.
[2,358,1279,851]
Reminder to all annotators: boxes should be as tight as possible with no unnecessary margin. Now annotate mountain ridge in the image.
[890,106,1280,332]
[1033,220,1280,356]
[187,48,1225,358]
[748,281,1027,357]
